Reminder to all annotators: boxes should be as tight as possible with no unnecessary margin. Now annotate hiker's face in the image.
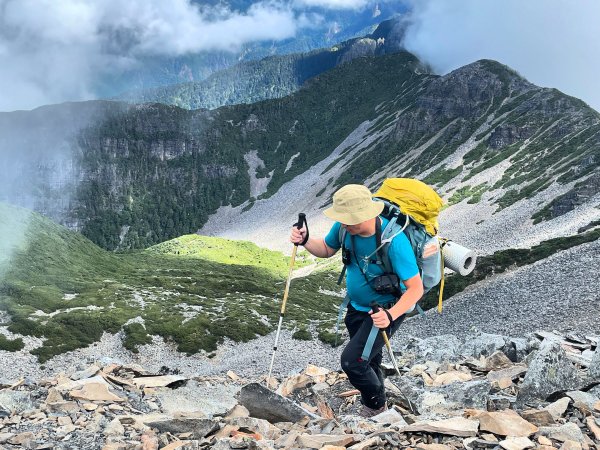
[342,221,369,235]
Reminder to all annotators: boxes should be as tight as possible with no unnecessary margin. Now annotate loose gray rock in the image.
[502,337,532,362]
[516,341,585,406]
[0,391,35,415]
[390,376,490,417]
[589,347,600,381]
[144,417,219,439]
[435,379,492,410]
[459,333,508,359]
[538,422,585,443]
[237,382,319,423]
[398,335,462,363]
[566,390,599,410]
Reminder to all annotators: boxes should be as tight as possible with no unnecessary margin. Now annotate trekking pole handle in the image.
[370,302,394,328]
[293,213,309,246]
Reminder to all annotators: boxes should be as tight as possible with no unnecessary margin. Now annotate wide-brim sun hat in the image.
[323,184,384,225]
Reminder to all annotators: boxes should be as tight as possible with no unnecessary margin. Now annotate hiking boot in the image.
[358,402,387,418]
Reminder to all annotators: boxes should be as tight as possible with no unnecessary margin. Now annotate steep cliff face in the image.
[1,52,598,252]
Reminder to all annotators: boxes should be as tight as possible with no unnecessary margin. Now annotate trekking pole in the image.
[266,213,308,387]
[371,303,402,377]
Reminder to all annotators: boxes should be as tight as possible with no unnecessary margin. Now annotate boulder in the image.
[503,337,532,363]
[484,351,513,371]
[228,417,282,440]
[433,371,472,386]
[70,364,100,380]
[520,409,555,426]
[131,375,186,388]
[566,390,599,412]
[238,382,319,423]
[296,434,358,449]
[104,418,124,437]
[586,416,600,441]
[516,341,585,406]
[8,432,35,447]
[371,407,407,426]
[391,375,490,417]
[486,365,527,385]
[69,382,125,402]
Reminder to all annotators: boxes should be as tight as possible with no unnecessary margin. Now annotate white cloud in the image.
[0,0,301,111]
[401,0,600,111]
[294,0,370,9]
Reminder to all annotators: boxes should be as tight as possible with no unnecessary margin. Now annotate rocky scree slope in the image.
[0,330,599,449]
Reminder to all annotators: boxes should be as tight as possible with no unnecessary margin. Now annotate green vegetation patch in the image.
[447,184,489,206]
[0,334,24,352]
[123,323,152,353]
[422,166,463,186]
[145,234,304,277]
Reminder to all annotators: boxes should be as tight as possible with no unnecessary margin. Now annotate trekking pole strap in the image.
[362,302,385,361]
[361,326,380,361]
[293,213,309,246]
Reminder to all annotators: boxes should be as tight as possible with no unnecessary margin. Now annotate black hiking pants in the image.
[341,303,404,409]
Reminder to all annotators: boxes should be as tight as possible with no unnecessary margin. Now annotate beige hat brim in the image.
[323,200,384,225]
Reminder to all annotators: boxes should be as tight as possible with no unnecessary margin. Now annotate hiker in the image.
[290,184,424,417]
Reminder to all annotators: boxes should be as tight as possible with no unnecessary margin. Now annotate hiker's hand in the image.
[290,225,307,245]
[370,308,391,329]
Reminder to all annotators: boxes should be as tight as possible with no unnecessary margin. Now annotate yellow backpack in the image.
[373,178,443,236]
[373,178,446,313]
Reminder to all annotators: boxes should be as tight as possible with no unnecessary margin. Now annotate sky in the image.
[0,0,599,112]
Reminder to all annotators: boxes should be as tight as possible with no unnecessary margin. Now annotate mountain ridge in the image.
[115,18,409,110]
[0,51,598,255]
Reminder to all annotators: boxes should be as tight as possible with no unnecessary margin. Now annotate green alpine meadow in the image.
[0,202,345,362]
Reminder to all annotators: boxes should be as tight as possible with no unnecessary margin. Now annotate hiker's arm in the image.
[290,226,337,258]
[371,274,424,328]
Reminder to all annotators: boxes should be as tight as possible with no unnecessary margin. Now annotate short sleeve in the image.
[324,222,343,250]
[388,233,419,281]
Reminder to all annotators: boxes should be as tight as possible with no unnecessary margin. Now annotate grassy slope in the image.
[0,203,342,362]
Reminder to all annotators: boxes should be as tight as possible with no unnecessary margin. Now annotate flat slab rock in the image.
[237,382,320,423]
[399,417,479,437]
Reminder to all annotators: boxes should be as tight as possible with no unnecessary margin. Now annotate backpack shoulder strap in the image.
[338,225,347,249]
[337,226,348,286]
[374,213,410,274]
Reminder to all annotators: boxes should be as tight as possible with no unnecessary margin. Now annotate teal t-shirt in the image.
[325,217,419,312]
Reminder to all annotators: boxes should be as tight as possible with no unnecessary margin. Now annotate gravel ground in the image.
[394,238,600,342]
[0,328,343,383]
